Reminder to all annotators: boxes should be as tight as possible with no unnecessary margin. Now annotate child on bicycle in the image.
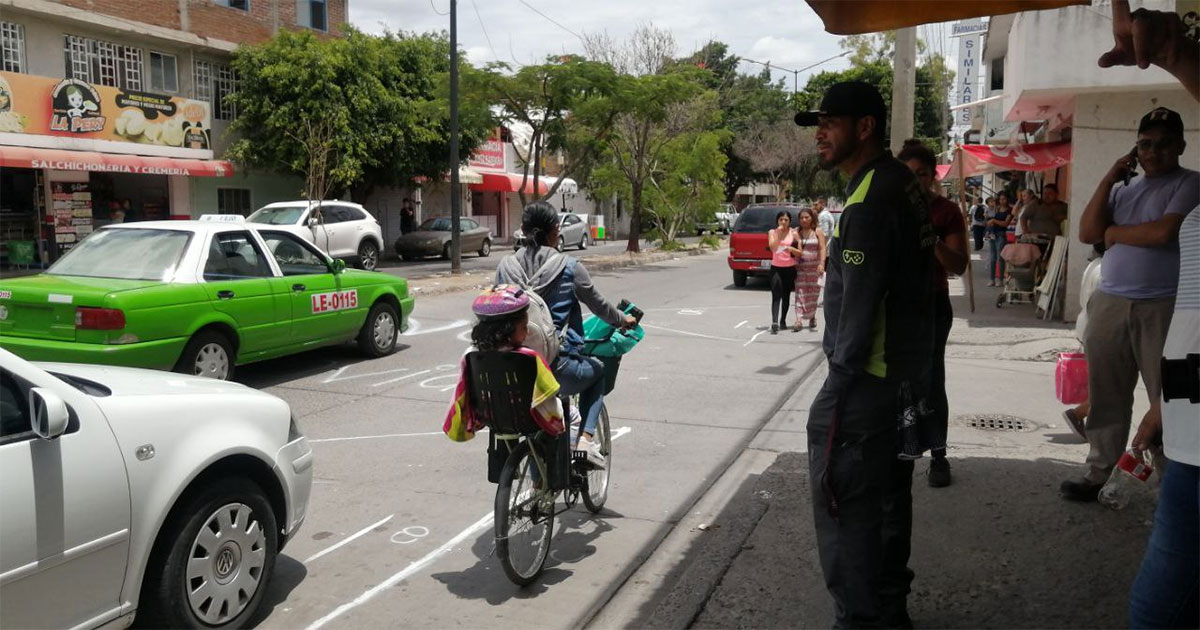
[443,285,564,441]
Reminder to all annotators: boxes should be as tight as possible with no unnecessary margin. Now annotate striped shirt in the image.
[1162,207,1199,466]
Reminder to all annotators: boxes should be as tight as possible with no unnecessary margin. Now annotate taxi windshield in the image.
[419,218,452,231]
[48,228,190,281]
[248,205,307,225]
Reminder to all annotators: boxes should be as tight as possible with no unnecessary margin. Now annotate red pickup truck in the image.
[727,203,804,287]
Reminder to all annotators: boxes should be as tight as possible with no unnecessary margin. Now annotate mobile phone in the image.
[1123,146,1138,186]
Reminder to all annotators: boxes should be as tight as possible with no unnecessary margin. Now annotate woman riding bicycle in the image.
[497,202,636,469]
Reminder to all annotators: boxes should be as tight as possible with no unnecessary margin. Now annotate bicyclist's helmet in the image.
[471,284,529,320]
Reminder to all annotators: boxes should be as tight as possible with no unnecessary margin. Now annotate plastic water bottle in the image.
[1098,449,1154,510]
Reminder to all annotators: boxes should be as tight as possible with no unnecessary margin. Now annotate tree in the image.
[642,98,729,245]
[228,28,492,202]
[465,55,620,206]
[733,120,816,202]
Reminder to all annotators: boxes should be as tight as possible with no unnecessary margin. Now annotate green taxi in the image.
[0,217,415,380]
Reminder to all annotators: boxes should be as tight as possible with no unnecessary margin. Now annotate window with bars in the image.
[194,60,237,120]
[296,0,328,31]
[62,35,143,90]
[1,21,24,73]
[214,0,250,9]
[150,52,178,92]
[218,188,252,216]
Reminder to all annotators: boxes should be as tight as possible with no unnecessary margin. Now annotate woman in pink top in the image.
[792,207,827,331]
[767,210,798,334]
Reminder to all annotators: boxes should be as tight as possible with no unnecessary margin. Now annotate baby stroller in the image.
[997,235,1052,307]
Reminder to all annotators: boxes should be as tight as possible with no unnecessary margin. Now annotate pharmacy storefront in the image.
[0,71,233,265]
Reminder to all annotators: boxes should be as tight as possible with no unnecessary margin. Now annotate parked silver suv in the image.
[249,201,385,271]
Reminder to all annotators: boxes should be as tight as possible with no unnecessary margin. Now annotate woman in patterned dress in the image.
[791,206,826,331]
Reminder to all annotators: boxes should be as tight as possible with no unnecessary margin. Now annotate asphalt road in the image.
[375,236,707,280]
[230,252,821,629]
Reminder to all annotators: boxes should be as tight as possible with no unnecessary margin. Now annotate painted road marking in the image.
[402,318,470,336]
[743,330,767,347]
[640,322,740,343]
[322,366,413,384]
[390,526,430,545]
[677,309,704,316]
[306,426,634,629]
[304,514,394,564]
[735,320,748,329]
[370,369,432,387]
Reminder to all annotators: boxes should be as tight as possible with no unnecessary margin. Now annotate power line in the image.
[429,0,448,16]
[470,0,497,60]
[516,0,582,41]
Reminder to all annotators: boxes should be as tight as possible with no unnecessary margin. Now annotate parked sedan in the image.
[0,217,414,381]
[248,201,384,271]
[0,348,311,629]
[394,217,492,260]
[512,212,589,250]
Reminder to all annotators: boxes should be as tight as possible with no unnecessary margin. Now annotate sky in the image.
[349,1,970,115]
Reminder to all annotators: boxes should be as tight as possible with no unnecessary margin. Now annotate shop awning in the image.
[935,165,953,180]
[0,146,234,177]
[944,141,1072,179]
[804,0,1088,35]
[469,172,548,195]
[542,176,578,195]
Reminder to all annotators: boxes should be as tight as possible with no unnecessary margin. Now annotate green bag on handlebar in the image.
[581,316,644,358]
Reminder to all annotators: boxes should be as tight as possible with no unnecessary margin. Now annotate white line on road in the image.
[304,514,395,564]
[321,366,413,384]
[370,369,431,387]
[743,330,767,347]
[305,427,633,630]
[401,318,470,337]
[639,322,740,342]
[307,430,445,443]
[734,320,748,329]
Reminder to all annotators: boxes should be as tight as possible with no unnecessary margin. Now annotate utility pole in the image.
[448,0,461,274]
[890,26,917,153]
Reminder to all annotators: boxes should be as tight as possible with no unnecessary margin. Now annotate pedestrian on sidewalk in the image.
[986,196,1013,286]
[794,81,935,629]
[899,139,968,488]
[1067,105,1199,503]
[1021,184,1069,239]
[792,207,826,331]
[1093,3,1200,625]
[767,211,798,334]
[969,197,988,251]
[817,197,836,242]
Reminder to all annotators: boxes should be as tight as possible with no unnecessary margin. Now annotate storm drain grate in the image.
[958,414,1030,432]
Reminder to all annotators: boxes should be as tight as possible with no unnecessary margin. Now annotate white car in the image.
[0,349,312,629]
[512,212,590,251]
[249,201,385,271]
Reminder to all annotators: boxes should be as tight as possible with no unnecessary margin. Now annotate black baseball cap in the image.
[1138,107,1184,136]
[794,81,888,131]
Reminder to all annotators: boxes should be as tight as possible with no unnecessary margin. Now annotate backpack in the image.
[972,204,987,222]
[511,252,567,364]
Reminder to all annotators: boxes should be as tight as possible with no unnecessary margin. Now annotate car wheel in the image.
[579,233,589,250]
[478,239,492,257]
[733,270,748,288]
[556,236,565,252]
[175,330,235,381]
[139,477,277,629]
[356,240,379,271]
[358,301,399,357]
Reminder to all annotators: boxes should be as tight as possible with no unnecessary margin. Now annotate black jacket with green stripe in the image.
[823,151,936,415]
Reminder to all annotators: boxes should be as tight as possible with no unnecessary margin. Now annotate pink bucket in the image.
[1056,352,1089,405]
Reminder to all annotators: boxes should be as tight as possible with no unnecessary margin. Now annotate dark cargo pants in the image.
[808,376,915,629]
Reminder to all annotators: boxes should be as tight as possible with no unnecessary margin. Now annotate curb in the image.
[407,246,721,297]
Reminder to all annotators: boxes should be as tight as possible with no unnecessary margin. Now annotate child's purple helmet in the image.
[472,284,529,320]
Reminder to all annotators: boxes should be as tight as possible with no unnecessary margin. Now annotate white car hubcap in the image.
[186,503,266,625]
[373,312,396,350]
[194,343,229,380]
[361,245,377,270]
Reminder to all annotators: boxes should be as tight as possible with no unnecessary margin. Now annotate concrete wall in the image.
[188,168,302,216]
[1063,88,1200,321]
[47,0,348,43]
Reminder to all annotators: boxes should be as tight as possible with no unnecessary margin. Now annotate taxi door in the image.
[200,231,290,355]
[258,230,347,346]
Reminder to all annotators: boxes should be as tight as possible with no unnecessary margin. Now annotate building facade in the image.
[0,0,346,265]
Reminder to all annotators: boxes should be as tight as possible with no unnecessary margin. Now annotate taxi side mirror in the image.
[330,259,346,275]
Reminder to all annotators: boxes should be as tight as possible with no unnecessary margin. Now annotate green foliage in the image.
[659,240,687,251]
[699,234,721,248]
[228,27,492,201]
[464,55,620,204]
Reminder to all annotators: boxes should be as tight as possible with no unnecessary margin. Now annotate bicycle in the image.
[470,300,642,586]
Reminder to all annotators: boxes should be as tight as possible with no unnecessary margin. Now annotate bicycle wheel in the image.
[495,441,554,586]
[581,404,611,513]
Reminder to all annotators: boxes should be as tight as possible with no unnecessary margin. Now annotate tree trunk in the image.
[626,184,643,253]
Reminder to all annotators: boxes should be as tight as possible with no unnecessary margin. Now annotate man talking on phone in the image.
[1068,106,1199,502]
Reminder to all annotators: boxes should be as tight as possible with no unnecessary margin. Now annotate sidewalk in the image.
[590,252,1158,629]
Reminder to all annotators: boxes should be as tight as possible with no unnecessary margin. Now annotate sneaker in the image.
[1060,478,1102,502]
[577,435,606,469]
[770,323,778,335]
[1062,409,1087,441]
[928,457,952,488]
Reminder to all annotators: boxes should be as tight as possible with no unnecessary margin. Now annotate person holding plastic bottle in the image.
[1093,2,1200,628]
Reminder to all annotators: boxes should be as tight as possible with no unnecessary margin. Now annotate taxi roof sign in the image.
[199,214,246,223]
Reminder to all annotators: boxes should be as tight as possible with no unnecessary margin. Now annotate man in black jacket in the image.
[795,81,935,629]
